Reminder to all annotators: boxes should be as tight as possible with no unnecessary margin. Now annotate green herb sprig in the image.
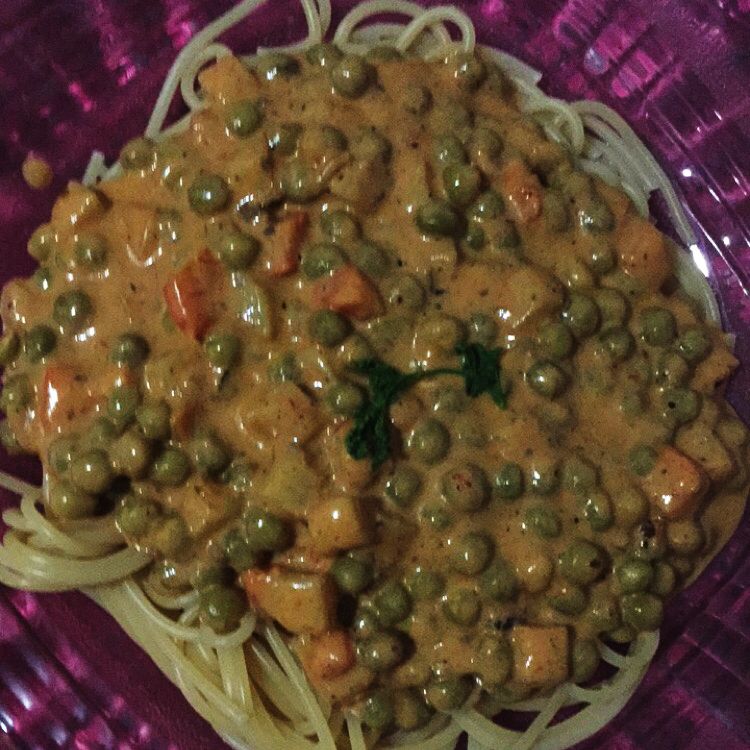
[345,343,508,468]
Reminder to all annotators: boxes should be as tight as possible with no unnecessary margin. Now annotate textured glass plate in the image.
[2,1,750,748]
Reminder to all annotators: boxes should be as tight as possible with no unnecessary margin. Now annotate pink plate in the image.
[2,1,750,748]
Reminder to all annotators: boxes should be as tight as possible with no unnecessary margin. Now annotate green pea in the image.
[136,401,171,441]
[374,580,412,626]
[470,190,504,220]
[110,429,152,479]
[24,324,57,362]
[561,457,597,494]
[433,134,467,165]
[443,585,481,625]
[716,417,748,447]
[215,231,260,270]
[548,582,588,615]
[669,554,694,579]
[587,241,616,274]
[384,275,424,312]
[587,594,621,633]
[558,540,606,585]
[594,288,628,331]
[614,486,649,528]
[666,519,704,555]
[267,123,301,154]
[0,374,31,413]
[27,223,57,261]
[676,326,712,362]
[420,505,453,531]
[0,422,22,454]
[361,691,394,731]
[32,266,53,292]
[426,676,473,712]
[224,99,263,137]
[480,559,519,601]
[204,332,240,370]
[600,328,634,362]
[385,465,421,507]
[537,322,574,361]
[351,242,390,278]
[74,233,108,269]
[116,494,159,537]
[332,555,374,595]
[150,447,191,487]
[563,293,599,338]
[415,199,461,237]
[393,689,433,731]
[607,625,636,644]
[320,208,359,243]
[463,222,486,252]
[48,436,76,474]
[662,387,701,424]
[245,508,291,552]
[401,83,432,115]
[107,386,140,431]
[652,352,689,388]
[69,449,113,494]
[650,562,677,596]
[441,462,489,511]
[640,307,676,346]
[351,127,391,162]
[620,389,645,416]
[119,137,154,170]
[621,592,663,631]
[572,639,600,683]
[493,463,524,501]
[189,431,231,477]
[450,52,486,89]
[0,331,20,366]
[325,382,364,417]
[308,309,350,347]
[268,352,299,383]
[628,444,657,476]
[357,632,404,671]
[451,532,494,575]
[111,333,149,367]
[578,200,614,233]
[302,40,343,67]
[147,516,185,555]
[221,457,253,495]
[199,585,246,632]
[300,242,345,279]
[279,157,322,203]
[405,568,444,600]
[454,415,488,447]
[443,163,482,208]
[416,314,465,352]
[53,289,93,333]
[467,313,497,346]
[631,521,667,561]
[353,606,379,640]
[616,558,654,593]
[331,55,371,97]
[188,173,230,215]
[469,127,503,165]
[409,419,451,465]
[584,490,614,531]
[81,417,119,451]
[256,52,299,80]
[431,386,467,413]
[527,360,567,398]
[223,528,259,572]
[543,189,570,231]
[530,464,559,495]
[525,505,562,539]
[48,479,97,519]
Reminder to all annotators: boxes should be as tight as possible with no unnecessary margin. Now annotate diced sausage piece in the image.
[641,446,706,519]
[307,496,373,554]
[510,625,569,688]
[242,566,337,635]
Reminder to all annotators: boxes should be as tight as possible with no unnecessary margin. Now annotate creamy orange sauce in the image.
[1,47,747,728]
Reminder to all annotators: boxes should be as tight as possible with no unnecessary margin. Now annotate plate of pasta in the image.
[1,1,750,749]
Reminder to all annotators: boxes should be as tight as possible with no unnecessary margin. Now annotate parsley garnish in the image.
[344,343,508,468]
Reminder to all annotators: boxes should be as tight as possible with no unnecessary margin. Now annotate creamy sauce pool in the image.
[1,45,748,730]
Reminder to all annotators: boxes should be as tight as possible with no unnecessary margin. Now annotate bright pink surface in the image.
[1,1,750,748]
